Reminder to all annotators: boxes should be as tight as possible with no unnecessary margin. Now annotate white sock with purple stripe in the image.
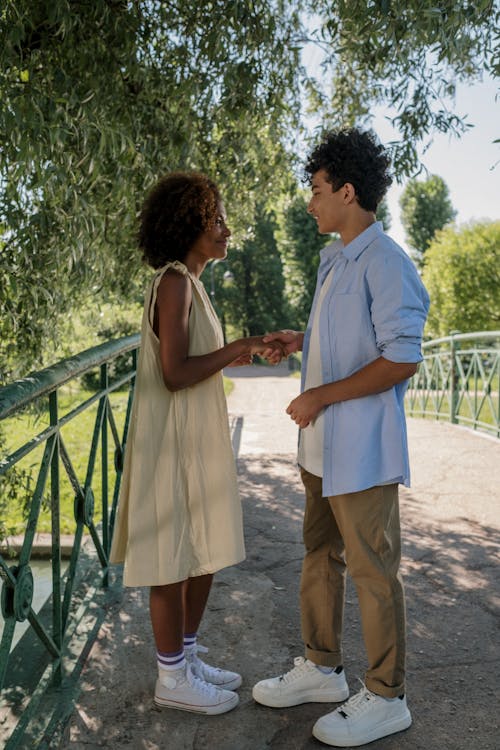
[184,632,197,652]
[157,648,186,673]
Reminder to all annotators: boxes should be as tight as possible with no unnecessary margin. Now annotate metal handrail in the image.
[406,331,500,438]
[0,334,140,749]
[0,335,140,419]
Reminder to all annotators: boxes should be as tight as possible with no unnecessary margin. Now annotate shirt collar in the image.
[341,221,384,261]
[319,221,384,265]
[319,237,343,264]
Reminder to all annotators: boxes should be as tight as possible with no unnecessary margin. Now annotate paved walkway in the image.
[61,365,500,749]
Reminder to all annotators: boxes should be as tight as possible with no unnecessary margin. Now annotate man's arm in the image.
[286,356,417,428]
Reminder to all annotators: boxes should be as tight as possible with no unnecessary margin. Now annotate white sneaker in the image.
[154,664,239,715]
[185,645,242,691]
[312,686,412,747]
[252,656,349,708]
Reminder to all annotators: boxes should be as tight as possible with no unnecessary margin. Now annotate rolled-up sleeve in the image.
[368,251,430,363]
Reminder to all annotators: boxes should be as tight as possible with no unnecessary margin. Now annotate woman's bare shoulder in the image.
[157,266,191,306]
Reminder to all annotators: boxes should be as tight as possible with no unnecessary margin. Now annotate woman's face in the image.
[190,201,231,263]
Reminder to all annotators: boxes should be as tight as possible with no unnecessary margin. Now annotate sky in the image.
[301,43,499,248]
[373,75,499,247]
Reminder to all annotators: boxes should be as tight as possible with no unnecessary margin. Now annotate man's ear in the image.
[342,183,357,204]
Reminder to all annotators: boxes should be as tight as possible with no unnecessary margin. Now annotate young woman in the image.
[110,172,282,714]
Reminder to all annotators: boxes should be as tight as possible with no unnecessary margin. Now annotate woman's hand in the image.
[286,388,324,428]
[261,330,304,363]
[226,353,253,367]
[247,336,286,362]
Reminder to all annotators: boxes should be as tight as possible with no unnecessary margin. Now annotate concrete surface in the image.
[60,364,500,749]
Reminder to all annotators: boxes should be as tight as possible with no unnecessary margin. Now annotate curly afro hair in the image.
[304,128,393,212]
[138,172,222,269]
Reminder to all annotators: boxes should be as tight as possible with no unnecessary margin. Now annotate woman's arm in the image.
[156,271,281,391]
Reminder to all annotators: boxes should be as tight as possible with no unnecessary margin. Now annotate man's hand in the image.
[286,388,324,428]
[285,357,419,425]
[261,330,304,363]
[247,336,286,363]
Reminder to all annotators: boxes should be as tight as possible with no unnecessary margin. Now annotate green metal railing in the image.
[405,331,500,438]
[0,334,140,749]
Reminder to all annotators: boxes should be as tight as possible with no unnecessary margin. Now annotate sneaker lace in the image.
[190,652,223,678]
[186,664,222,698]
[196,644,209,655]
[339,686,374,719]
[279,656,312,684]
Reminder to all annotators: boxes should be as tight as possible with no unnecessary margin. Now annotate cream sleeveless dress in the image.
[110,261,245,586]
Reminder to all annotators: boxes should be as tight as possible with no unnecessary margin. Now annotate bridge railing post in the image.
[449,331,460,424]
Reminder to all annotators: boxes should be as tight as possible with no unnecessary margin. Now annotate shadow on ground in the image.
[56,453,500,750]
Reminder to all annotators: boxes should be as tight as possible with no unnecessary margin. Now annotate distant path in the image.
[225,362,300,456]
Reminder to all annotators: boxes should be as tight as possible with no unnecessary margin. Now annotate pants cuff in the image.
[365,676,406,699]
[305,646,343,668]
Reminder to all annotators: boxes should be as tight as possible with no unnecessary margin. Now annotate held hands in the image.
[228,331,301,367]
[286,388,324,428]
[248,336,286,362]
[228,336,286,367]
[261,330,302,364]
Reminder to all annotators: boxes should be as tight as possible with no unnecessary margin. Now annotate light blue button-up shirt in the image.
[301,222,430,496]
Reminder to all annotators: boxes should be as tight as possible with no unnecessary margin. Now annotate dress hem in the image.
[120,554,246,588]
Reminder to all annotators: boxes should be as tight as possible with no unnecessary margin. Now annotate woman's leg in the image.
[151,576,239,713]
[150,580,185,653]
[149,573,213,653]
[184,573,214,635]
[183,573,242,691]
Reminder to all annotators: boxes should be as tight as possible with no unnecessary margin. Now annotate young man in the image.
[253,128,430,747]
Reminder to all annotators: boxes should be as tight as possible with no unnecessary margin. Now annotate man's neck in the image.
[339,213,376,247]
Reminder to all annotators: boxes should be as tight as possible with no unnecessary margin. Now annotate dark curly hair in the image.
[304,128,393,212]
[138,172,222,269]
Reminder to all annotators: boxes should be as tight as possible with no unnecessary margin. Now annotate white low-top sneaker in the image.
[185,645,242,691]
[154,663,239,715]
[252,656,349,708]
[312,685,412,747]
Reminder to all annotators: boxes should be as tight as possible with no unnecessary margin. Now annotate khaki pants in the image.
[300,468,406,698]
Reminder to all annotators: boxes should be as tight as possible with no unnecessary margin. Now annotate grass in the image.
[1,384,130,536]
[1,376,235,538]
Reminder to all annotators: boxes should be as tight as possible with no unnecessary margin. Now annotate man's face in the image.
[307,169,346,234]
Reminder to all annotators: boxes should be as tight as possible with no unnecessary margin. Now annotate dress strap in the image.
[147,261,190,328]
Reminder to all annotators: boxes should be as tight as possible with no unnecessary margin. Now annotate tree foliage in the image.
[212,205,289,338]
[277,192,329,329]
[1,0,498,378]
[0,0,301,379]
[399,174,456,265]
[376,197,391,231]
[422,221,500,338]
[311,0,499,174]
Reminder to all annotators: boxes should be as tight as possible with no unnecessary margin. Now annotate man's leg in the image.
[252,467,349,708]
[300,468,346,668]
[331,484,405,697]
[311,485,411,747]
